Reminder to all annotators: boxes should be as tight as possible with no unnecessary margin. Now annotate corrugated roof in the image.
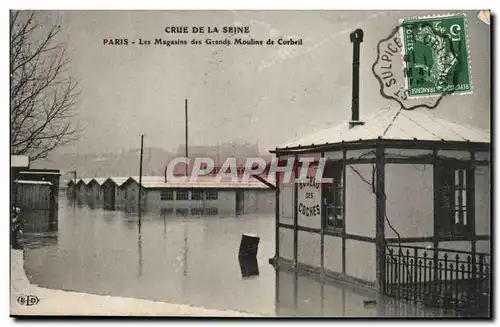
[11,155,29,168]
[278,107,490,149]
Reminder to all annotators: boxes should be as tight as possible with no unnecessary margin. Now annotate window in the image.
[176,189,189,200]
[192,190,204,200]
[206,190,218,200]
[436,165,472,236]
[161,190,173,201]
[323,163,344,229]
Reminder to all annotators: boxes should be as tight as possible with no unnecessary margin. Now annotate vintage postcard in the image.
[9,8,491,318]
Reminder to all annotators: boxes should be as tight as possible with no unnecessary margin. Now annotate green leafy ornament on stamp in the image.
[372,13,472,110]
[402,13,472,98]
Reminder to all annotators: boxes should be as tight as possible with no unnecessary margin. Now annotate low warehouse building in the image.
[70,175,275,215]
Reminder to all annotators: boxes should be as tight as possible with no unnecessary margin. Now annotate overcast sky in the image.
[43,10,489,154]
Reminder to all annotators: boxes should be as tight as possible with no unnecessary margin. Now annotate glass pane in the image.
[463,210,467,225]
[455,210,460,224]
[327,215,334,227]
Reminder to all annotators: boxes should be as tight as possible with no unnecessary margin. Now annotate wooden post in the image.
[375,145,386,294]
[185,98,188,176]
[275,148,280,264]
[138,134,144,217]
[293,154,298,268]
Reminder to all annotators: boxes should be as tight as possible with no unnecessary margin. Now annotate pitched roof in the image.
[81,178,93,184]
[100,177,130,186]
[278,107,490,150]
[89,177,108,185]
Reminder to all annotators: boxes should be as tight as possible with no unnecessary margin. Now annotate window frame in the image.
[176,189,189,201]
[160,189,173,201]
[205,190,218,200]
[191,189,205,200]
[434,161,474,238]
[323,161,345,230]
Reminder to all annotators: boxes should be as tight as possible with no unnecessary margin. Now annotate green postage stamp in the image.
[400,13,472,98]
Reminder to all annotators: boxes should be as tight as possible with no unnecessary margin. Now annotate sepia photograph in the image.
[9,6,491,318]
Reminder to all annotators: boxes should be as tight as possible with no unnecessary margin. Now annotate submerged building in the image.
[270,28,491,316]
[271,106,490,312]
[11,157,61,234]
[69,175,275,216]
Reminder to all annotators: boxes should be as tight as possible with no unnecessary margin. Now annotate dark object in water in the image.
[239,255,259,278]
[239,233,259,257]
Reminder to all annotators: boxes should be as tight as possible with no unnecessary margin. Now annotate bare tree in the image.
[10,10,81,161]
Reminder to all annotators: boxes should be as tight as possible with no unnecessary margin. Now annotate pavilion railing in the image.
[384,244,490,316]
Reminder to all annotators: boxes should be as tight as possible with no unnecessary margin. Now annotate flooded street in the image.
[23,196,276,315]
[22,196,455,317]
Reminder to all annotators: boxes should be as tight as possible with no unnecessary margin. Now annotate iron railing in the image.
[384,244,490,317]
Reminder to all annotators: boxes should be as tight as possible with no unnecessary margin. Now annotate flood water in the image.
[22,196,456,317]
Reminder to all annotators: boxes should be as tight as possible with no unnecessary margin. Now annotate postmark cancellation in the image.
[372,13,472,110]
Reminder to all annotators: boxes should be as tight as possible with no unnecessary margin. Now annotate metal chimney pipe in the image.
[349,29,365,128]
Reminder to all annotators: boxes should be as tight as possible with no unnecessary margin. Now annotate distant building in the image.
[86,178,107,208]
[70,175,275,216]
[100,177,128,210]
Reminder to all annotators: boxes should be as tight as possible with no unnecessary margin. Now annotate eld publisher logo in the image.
[17,295,39,306]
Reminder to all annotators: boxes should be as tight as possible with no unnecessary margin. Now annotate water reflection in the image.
[137,218,143,278]
[22,196,458,317]
[274,268,458,317]
[239,256,259,278]
[24,197,277,315]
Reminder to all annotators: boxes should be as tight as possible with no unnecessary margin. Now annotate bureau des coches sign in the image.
[297,175,321,219]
